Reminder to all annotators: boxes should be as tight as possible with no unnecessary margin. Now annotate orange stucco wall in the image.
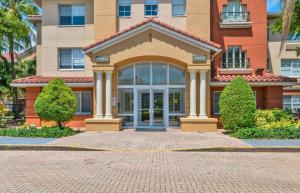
[25,87,93,128]
[211,0,268,75]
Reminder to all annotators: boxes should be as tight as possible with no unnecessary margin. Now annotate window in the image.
[118,66,134,85]
[75,91,92,114]
[221,0,247,22]
[172,0,186,16]
[169,88,185,126]
[118,0,131,17]
[283,95,300,112]
[222,46,248,69]
[287,33,300,41]
[59,49,84,69]
[145,0,158,16]
[281,59,300,77]
[59,5,85,25]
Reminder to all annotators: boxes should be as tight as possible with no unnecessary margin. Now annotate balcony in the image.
[220,58,252,75]
[220,12,252,29]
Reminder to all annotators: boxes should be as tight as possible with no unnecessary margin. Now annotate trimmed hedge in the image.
[232,127,300,139]
[254,109,293,127]
[0,126,76,138]
[219,76,256,131]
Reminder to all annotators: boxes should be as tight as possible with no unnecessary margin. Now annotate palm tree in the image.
[0,0,38,118]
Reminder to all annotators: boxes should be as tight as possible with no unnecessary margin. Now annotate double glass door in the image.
[138,89,165,129]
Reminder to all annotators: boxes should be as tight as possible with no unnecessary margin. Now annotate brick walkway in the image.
[49,129,250,150]
[0,151,299,193]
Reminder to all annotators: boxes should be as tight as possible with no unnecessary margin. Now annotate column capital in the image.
[95,70,103,74]
[105,70,113,74]
[199,69,209,73]
[188,69,197,74]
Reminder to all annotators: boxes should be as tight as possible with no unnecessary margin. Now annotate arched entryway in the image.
[117,62,186,129]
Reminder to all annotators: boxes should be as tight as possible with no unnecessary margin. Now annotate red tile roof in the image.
[12,76,94,84]
[212,74,297,83]
[84,18,221,51]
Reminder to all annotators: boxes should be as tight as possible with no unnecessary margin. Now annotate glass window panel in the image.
[72,5,85,25]
[81,92,92,113]
[72,49,84,69]
[118,66,134,85]
[169,66,185,85]
[119,0,131,17]
[213,92,221,114]
[145,0,158,16]
[281,59,300,77]
[75,92,81,113]
[59,5,72,25]
[169,88,185,114]
[59,49,72,69]
[152,64,167,85]
[118,88,134,114]
[120,116,134,126]
[136,64,150,85]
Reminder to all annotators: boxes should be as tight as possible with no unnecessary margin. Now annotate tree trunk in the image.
[9,36,19,120]
[57,121,63,128]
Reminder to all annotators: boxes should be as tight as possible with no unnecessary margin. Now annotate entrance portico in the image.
[84,18,221,131]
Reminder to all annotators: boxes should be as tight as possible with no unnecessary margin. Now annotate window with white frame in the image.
[59,49,84,69]
[59,5,85,25]
[75,91,92,114]
[145,0,158,16]
[213,91,256,115]
[118,0,131,17]
[172,0,186,16]
[283,95,300,112]
[222,46,248,69]
[281,59,300,77]
[221,0,247,22]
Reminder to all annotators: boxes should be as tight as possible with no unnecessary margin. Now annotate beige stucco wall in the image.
[39,0,94,77]
[118,0,186,31]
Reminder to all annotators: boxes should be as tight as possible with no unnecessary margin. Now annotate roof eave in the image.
[11,82,94,88]
[210,81,298,87]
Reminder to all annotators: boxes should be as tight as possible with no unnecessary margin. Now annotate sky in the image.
[267,0,281,12]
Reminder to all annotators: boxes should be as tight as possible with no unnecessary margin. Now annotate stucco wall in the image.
[39,0,94,77]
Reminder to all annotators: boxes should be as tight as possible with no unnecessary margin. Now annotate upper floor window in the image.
[118,0,131,17]
[172,0,186,16]
[59,48,84,70]
[59,5,85,25]
[145,0,158,16]
[281,59,300,77]
[221,0,248,22]
[222,47,248,69]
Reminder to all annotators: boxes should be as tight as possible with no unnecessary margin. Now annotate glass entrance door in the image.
[137,89,165,129]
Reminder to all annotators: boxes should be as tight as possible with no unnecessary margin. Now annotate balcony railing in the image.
[221,58,250,69]
[220,12,250,23]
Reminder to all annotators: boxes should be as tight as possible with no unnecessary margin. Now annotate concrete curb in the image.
[0,145,106,151]
[173,147,300,152]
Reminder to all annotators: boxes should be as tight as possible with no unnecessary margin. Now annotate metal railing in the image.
[220,12,250,23]
[221,58,250,69]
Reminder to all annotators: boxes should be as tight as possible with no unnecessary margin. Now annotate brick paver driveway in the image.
[0,151,300,193]
[49,129,250,150]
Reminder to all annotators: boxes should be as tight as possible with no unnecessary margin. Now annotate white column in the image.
[105,71,112,119]
[95,71,103,119]
[189,70,197,118]
[199,70,208,118]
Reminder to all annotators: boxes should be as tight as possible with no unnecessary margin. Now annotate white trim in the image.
[210,82,297,87]
[85,22,221,53]
[11,82,93,88]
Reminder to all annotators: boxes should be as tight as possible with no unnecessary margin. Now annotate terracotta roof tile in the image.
[13,76,93,84]
[212,74,297,83]
[84,18,221,51]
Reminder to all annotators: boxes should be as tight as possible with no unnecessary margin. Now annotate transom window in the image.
[172,0,186,16]
[59,48,84,69]
[59,5,85,25]
[281,59,300,77]
[283,95,300,112]
[222,46,248,69]
[221,0,247,22]
[75,91,92,114]
[118,0,131,17]
[145,0,158,16]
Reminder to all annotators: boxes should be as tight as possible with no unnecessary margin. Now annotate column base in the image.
[180,117,218,132]
[85,118,122,131]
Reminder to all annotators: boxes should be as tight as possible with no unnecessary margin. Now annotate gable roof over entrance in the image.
[84,18,221,54]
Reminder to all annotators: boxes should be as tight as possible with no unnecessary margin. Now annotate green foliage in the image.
[0,126,76,138]
[254,109,293,127]
[219,76,256,131]
[34,79,77,127]
[0,118,7,128]
[232,126,300,139]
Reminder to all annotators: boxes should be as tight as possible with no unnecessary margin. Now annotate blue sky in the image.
[267,0,281,12]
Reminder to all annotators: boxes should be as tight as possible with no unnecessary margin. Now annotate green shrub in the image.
[0,126,76,138]
[0,118,7,128]
[35,78,77,128]
[254,109,293,127]
[232,126,300,139]
[219,76,256,131]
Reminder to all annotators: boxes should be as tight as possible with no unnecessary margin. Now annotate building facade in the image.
[267,13,300,113]
[12,0,295,131]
